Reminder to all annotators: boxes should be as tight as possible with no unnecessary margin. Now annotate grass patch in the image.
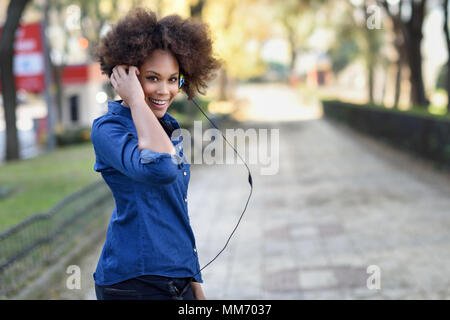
[0,142,100,233]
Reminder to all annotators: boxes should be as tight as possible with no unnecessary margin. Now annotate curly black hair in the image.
[95,7,222,100]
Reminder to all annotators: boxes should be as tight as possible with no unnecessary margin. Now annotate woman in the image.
[91,7,221,300]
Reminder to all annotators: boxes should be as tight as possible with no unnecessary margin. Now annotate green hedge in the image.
[322,100,450,170]
[55,127,91,147]
[169,95,211,129]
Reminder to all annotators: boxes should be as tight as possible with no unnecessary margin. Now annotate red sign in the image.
[62,65,89,84]
[0,22,45,93]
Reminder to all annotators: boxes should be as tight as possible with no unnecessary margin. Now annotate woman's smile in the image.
[148,97,170,109]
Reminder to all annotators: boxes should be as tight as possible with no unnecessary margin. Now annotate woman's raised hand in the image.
[110,65,144,106]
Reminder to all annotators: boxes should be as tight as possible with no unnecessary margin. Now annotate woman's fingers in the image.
[115,65,129,78]
[111,68,120,85]
[130,66,140,77]
[110,74,117,88]
[113,65,139,79]
[110,70,118,85]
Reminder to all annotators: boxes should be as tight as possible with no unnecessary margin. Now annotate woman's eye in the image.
[145,77,177,82]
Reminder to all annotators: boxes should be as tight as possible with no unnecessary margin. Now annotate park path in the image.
[42,83,450,299]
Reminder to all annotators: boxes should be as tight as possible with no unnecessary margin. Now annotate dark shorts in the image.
[95,275,195,300]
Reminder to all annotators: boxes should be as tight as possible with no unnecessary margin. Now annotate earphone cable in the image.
[178,97,253,297]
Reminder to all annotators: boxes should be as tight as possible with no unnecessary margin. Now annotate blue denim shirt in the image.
[91,100,202,286]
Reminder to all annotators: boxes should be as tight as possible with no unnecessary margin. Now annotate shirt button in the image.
[194,248,197,253]
[183,171,187,176]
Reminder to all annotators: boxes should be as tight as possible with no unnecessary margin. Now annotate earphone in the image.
[179,73,185,92]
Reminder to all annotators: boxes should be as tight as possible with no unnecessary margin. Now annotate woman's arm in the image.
[191,282,206,300]
[110,65,176,155]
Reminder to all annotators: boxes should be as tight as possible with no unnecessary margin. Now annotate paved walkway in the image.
[193,117,450,299]
[37,83,450,299]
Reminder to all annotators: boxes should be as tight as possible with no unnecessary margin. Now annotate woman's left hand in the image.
[191,282,207,300]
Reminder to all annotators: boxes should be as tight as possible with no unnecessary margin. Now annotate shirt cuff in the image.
[193,273,203,283]
[141,149,183,164]
[140,148,177,164]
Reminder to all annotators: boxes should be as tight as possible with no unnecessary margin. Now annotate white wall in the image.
[62,81,107,129]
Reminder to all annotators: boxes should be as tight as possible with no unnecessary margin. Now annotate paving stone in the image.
[299,270,338,290]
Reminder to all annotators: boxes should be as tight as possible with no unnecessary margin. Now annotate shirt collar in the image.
[108,100,132,119]
[108,100,179,128]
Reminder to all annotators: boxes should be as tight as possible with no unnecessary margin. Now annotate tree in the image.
[330,0,385,104]
[189,0,205,19]
[378,0,429,107]
[43,0,73,130]
[0,0,31,161]
[362,1,385,103]
[273,0,327,74]
[443,0,450,111]
[386,1,408,108]
[79,0,120,57]
[203,0,269,100]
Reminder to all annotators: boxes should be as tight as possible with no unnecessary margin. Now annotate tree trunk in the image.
[393,3,405,109]
[381,64,388,105]
[367,61,375,103]
[443,0,450,112]
[381,0,405,108]
[394,59,402,108]
[190,0,205,19]
[288,32,297,75]
[403,0,429,107]
[406,34,428,107]
[380,0,428,107]
[52,64,63,127]
[218,68,228,101]
[0,0,31,161]
[0,51,20,161]
[363,2,376,104]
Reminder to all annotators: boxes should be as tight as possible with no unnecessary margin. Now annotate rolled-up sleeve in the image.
[91,116,179,185]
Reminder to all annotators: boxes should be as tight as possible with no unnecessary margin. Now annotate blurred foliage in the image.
[328,39,360,74]
[34,0,272,81]
[169,95,215,129]
[55,127,91,146]
[436,64,448,91]
[202,0,269,80]
[330,1,386,71]
[272,0,328,71]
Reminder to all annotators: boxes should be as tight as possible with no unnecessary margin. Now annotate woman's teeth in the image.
[150,98,168,105]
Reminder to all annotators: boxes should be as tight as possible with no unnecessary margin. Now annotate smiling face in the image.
[138,49,180,118]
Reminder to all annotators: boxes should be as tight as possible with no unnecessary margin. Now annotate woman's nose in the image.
[156,82,169,95]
